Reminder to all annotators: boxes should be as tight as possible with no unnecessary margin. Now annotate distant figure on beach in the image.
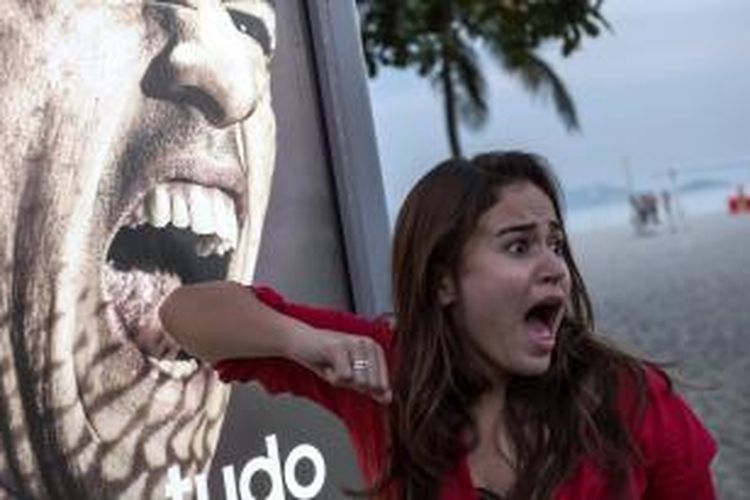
[729,185,749,214]
[162,151,717,499]
[630,192,660,235]
[629,195,645,232]
[644,192,660,225]
[661,189,676,231]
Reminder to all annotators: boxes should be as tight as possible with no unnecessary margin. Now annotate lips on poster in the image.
[0,1,282,498]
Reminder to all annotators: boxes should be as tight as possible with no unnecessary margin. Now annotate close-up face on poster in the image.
[2,0,747,499]
[0,0,275,498]
[1,0,386,496]
[0,0,280,497]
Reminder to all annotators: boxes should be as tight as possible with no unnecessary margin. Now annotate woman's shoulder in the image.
[614,363,683,428]
[616,363,693,417]
[617,363,716,475]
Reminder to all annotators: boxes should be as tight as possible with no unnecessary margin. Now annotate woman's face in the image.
[440,182,571,380]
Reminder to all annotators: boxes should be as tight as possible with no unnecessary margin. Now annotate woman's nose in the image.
[539,250,569,286]
[143,5,272,128]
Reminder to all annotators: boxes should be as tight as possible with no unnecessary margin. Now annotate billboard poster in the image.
[0,1,388,498]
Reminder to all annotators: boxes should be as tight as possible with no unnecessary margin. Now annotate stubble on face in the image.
[0,1,277,497]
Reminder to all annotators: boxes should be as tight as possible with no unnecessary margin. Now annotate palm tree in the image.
[360,0,609,157]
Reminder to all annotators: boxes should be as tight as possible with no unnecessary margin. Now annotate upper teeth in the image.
[125,182,239,257]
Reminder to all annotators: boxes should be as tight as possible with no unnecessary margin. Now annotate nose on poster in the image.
[0,0,387,499]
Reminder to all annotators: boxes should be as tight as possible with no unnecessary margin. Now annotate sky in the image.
[367,0,750,218]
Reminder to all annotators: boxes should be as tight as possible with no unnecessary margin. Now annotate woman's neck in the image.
[466,383,517,496]
[472,384,507,439]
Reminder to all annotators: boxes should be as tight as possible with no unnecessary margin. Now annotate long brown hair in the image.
[382,151,649,499]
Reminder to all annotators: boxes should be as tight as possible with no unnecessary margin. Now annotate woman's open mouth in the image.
[524,296,565,352]
[102,181,242,378]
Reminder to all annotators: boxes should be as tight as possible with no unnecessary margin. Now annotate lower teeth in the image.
[103,264,183,359]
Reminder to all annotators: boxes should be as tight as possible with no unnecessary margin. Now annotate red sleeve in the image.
[633,367,717,500]
[212,285,392,421]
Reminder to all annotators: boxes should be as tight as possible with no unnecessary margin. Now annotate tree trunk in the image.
[441,58,462,158]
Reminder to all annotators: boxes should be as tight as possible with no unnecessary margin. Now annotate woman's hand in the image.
[160,281,392,404]
[288,327,392,405]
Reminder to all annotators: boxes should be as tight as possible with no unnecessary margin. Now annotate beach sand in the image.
[570,212,750,499]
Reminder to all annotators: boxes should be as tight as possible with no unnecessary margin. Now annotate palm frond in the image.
[487,42,580,132]
[518,52,580,131]
[451,41,488,129]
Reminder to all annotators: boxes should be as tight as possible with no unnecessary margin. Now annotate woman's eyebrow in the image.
[495,219,562,237]
[495,223,535,237]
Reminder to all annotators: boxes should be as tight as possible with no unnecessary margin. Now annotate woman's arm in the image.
[159,281,391,403]
[160,280,306,363]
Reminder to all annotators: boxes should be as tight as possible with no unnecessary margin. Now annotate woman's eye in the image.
[227,9,272,56]
[506,240,529,255]
[551,238,565,255]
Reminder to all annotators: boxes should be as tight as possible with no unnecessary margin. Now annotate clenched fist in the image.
[289,328,392,405]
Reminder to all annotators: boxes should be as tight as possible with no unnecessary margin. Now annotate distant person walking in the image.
[729,185,748,214]
[644,192,660,225]
[630,193,660,236]
[661,189,676,231]
[629,194,646,234]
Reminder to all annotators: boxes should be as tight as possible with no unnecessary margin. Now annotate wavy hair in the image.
[380,151,649,499]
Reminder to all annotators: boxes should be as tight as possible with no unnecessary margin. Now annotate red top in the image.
[215,286,717,499]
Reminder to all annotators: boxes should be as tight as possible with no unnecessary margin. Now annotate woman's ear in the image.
[438,272,457,306]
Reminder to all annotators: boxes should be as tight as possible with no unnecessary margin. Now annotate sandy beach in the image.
[570,212,750,499]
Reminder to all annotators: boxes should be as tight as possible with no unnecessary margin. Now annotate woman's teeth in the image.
[125,182,239,257]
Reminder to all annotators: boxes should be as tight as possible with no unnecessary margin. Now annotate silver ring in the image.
[352,359,371,371]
